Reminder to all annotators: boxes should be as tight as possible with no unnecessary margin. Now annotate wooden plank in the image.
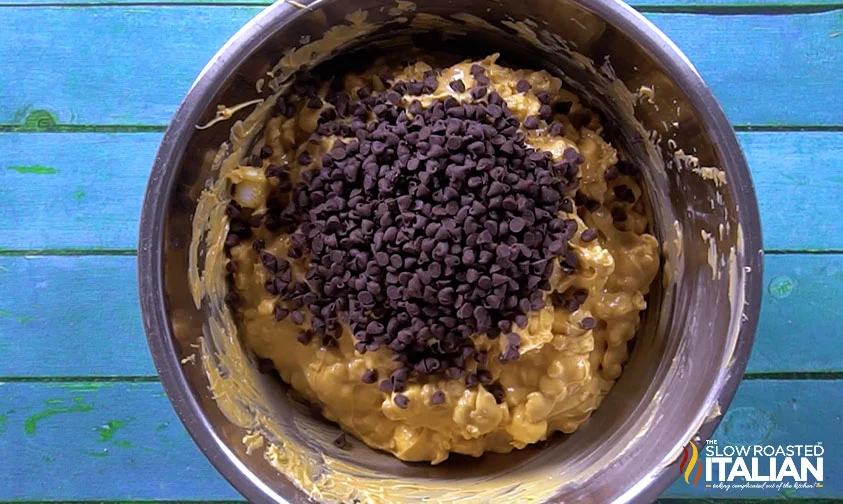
[751,253,843,374]
[0,380,837,500]
[0,133,158,251]
[0,6,259,127]
[0,8,841,127]
[0,256,153,377]
[2,131,841,252]
[1,254,841,377]
[0,381,242,501]
[745,132,843,252]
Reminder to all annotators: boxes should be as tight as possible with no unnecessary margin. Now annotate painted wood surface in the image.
[1,1,841,502]
[0,380,837,501]
[0,133,157,252]
[2,132,841,252]
[0,254,841,378]
[1,8,841,127]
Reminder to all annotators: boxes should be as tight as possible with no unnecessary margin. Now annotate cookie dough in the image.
[224,54,658,464]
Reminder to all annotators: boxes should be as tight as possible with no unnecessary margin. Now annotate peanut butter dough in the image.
[225,54,659,464]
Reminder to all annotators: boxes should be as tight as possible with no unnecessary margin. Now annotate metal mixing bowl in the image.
[138,0,764,502]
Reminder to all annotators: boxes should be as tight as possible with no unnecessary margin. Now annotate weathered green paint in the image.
[58,382,114,392]
[768,275,796,299]
[24,403,94,435]
[6,165,57,175]
[0,308,33,324]
[0,414,7,434]
[20,109,57,131]
[72,189,86,200]
[96,419,129,442]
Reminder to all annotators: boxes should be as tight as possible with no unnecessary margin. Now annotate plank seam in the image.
[743,372,843,380]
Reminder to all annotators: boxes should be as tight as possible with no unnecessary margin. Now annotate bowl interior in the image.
[140,1,763,502]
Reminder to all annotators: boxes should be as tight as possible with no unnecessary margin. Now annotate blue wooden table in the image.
[1,0,841,502]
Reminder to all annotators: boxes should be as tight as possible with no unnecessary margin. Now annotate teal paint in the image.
[720,406,777,445]
[0,256,151,377]
[1,9,842,125]
[0,3,840,503]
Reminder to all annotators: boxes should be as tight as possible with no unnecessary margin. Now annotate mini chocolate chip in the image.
[394,394,410,409]
[523,116,539,129]
[516,79,531,93]
[297,330,313,345]
[361,369,378,384]
[470,86,487,100]
[273,305,289,321]
[449,79,466,93]
[430,390,446,405]
[298,151,312,165]
[580,317,596,329]
[536,91,551,104]
[581,228,598,242]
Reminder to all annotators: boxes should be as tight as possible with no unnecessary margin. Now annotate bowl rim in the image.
[138,0,764,502]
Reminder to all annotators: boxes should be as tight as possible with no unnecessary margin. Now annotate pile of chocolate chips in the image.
[238,66,586,401]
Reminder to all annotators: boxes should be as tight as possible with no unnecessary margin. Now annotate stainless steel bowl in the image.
[139,0,764,502]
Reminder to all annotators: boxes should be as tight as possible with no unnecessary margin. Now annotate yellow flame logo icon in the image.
[680,441,703,486]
